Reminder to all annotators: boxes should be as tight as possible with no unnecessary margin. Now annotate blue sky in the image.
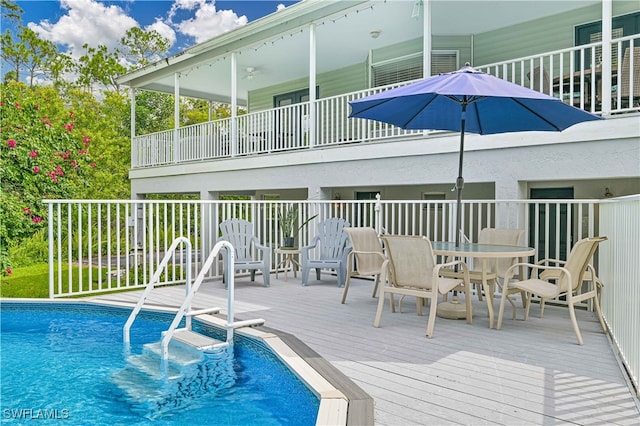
[8,0,300,57]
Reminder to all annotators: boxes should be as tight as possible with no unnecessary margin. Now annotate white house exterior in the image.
[117,0,640,204]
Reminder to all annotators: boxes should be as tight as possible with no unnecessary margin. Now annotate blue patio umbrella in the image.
[349,64,602,246]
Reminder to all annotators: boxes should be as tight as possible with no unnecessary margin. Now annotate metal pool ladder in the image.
[123,237,265,360]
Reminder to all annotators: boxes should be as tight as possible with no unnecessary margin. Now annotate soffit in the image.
[120,0,599,102]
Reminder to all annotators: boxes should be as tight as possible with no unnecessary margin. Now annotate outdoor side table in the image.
[274,247,301,282]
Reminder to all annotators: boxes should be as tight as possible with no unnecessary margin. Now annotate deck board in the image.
[88,273,640,425]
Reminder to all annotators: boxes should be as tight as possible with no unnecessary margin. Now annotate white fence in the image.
[46,198,605,297]
[45,196,639,396]
[598,195,640,397]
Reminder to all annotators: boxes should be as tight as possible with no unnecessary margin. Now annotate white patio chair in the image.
[376,235,472,338]
[341,227,387,304]
[497,236,607,345]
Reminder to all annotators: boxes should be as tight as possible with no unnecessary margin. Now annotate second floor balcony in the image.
[122,1,640,169]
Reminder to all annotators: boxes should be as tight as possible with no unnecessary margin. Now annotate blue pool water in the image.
[0,302,319,425]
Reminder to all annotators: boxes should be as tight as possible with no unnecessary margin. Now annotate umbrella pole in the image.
[455,105,466,248]
[437,103,469,320]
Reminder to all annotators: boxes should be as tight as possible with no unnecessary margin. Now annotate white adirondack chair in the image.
[219,219,271,287]
[301,218,351,287]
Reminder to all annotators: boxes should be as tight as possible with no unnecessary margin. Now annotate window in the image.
[575,11,640,68]
[371,51,459,87]
[372,53,423,87]
[431,51,459,75]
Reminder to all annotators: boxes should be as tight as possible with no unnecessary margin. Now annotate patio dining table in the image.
[432,241,536,329]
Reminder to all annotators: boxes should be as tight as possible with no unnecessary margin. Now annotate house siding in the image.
[474,3,640,66]
[249,63,368,111]
[250,36,473,111]
[473,6,596,65]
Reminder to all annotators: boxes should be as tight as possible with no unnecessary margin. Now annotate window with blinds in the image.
[371,51,459,87]
[590,28,624,63]
[431,51,459,75]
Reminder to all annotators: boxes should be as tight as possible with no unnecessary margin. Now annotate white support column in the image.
[174,73,180,163]
[423,0,432,77]
[231,52,238,156]
[130,88,136,166]
[308,186,331,200]
[308,23,317,148]
[601,0,612,116]
[200,191,219,277]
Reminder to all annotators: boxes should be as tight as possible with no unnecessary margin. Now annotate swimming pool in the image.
[0,302,320,425]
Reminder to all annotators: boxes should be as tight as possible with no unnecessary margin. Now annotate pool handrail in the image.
[159,240,265,359]
[123,236,193,344]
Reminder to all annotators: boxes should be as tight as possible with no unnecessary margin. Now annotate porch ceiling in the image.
[121,0,599,103]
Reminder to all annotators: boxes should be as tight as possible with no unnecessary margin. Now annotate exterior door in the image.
[529,187,574,260]
[273,88,318,148]
[355,191,379,228]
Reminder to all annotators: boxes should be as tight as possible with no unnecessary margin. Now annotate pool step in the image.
[170,329,229,352]
[126,353,182,381]
[111,368,165,405]
[143,340,204,366]
[111,339,236,418]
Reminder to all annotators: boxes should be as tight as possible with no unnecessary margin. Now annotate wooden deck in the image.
[88,273,640,425]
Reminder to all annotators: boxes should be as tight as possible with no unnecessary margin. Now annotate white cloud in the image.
[146,19,177,47]
[25,0,249,60]
[276,4,286,12]
[169,0,248,44]
[28,0,138,58]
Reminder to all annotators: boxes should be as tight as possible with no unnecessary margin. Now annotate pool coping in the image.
[1,298,373,426]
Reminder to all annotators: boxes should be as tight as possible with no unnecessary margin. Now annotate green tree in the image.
[19,27,60,86]
[76,44,126,93]
[0,0,22,24]
[68,89,130,199]
[0,28,28,82]
[1,26,71,87]
[133,90,174,134]
[119,27,170,68]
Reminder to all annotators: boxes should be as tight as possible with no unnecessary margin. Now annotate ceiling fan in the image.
[243,67,258,80]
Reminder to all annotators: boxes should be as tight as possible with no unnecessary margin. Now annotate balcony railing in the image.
[477,35,639,115]
[131,35,638,169]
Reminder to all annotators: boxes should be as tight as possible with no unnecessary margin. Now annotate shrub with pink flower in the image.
[1,81,99,273]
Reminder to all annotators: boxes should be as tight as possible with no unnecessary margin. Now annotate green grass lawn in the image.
[1,263,183,298]
[0,263,112,298]
[1,264,52,298]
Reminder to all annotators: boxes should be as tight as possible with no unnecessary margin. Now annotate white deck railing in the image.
[598,195,640,397]
[45,196,638,395]
[46,197,606,296]
[131,35,639,169]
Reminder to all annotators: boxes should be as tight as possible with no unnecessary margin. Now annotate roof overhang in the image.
[118,0,601,103]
